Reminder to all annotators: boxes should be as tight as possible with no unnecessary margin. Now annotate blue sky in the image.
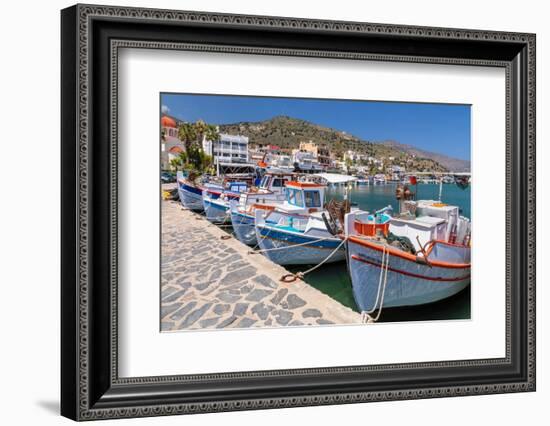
[161,93,471,161]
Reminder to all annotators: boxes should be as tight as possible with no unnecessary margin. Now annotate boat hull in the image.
[203,197,230,224]
[255,225,345,265]
[230,210,257,245]
[347,239,470,311]
[177,180,204,211]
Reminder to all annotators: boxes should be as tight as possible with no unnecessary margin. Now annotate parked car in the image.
[161,172,176,183]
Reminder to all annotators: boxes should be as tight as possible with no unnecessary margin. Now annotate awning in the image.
[312,173,358,184]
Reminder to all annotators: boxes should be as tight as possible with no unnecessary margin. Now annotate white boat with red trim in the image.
[344,201,471,312]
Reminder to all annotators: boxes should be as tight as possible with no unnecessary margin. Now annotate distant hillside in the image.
[218,115,462,173]
[380,140,470,172]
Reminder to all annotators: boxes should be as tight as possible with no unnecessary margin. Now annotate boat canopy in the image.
[312,173,358,184]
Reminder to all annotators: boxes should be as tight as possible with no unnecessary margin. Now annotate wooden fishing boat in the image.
[176,171,205,211]
[202,181,248,224]
[344,200,471,312]
[254,179,352,265]
[229,172,294,245]
[255,209,346,265]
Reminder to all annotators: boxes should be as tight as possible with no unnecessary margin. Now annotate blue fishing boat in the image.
[176,171,205,211]
[229,172,294,245]
[202,181,248,224]
[254,180,350,265]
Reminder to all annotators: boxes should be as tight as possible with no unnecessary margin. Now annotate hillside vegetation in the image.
[219,115,469,173]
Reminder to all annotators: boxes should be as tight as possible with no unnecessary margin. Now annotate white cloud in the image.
[161,105,170,114]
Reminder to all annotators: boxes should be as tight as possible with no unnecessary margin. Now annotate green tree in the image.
[177,120,219,174]
[178,122,197,156]
[169,156,182,173]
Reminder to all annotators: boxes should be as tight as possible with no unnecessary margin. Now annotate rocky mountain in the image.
[380,140,470,172]
[219,115,467,173]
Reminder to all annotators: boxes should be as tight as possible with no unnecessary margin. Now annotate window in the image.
[286,188,304,207]
[272,178,284,187]
[304,190,321,208]
[260,176,271,189]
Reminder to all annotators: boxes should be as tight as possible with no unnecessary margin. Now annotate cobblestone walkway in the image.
[161,200,361,331]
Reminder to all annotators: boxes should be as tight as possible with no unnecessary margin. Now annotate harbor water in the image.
[288,182,472,322]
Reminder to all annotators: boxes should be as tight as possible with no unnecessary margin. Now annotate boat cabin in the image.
[281,181,326,214]
[389,201,470,251]
[389,216,448,252]
[225,181,248,194]
[258,173,295,192]
[237,172,295,210]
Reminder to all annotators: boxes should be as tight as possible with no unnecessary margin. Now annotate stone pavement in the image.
[161,199,361,331]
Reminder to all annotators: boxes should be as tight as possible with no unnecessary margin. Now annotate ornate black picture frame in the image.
[61,4,536,421]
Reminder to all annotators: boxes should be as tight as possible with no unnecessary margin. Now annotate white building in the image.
[203,133,249,164]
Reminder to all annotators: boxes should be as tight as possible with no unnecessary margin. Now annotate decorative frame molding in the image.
[61,4,536,421]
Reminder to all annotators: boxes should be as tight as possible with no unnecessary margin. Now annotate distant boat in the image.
[344,200,471,312]
[373,174,386,185]
[356,175,371,186]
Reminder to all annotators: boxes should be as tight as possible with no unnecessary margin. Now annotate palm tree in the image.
[177,120,219,173]
[178,122,197,160]
[194,120,208,143]
[169,157,182,173]
[177,151,187,165]
[204,124,219,147]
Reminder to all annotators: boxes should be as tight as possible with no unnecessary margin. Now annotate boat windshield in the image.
[304,190,321,208]
[260,176,271,189]
[286,188,304,207]
[271,178,285,188]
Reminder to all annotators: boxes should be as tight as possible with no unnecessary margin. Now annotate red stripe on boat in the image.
[351,254,470,282]
[348,236,470,269]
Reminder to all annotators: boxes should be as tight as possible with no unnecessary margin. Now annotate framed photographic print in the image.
[61,4,536,421]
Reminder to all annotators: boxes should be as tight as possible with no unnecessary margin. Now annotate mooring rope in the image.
[250,223,273,251]
[279,237,347,283]
[361,245,391,323]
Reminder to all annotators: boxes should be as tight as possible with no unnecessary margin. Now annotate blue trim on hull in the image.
[203,198,230,223]
[257,226,342,249]
[255,225,345,265]
[179,181,203,196]
[230,211,257,245]
[178,181,204,211]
